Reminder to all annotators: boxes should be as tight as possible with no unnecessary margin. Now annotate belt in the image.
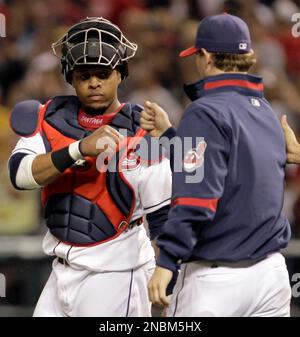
[122,218,142,232]
[129,218,142,229]
[195,259,261,269]
[56,219,141,266]
[57,257,69,266]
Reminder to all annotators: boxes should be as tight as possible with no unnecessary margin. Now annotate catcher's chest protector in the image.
[39,96,144,246]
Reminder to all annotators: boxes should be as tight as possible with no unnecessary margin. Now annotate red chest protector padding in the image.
[39,96,144,246]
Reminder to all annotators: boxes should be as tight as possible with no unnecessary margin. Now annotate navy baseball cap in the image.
[180,14,251,57]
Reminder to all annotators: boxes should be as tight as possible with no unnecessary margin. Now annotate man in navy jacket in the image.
[143,14,291,317]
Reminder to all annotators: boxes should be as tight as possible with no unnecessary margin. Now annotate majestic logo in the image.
[121,150,140,171]
[183,140,206,173]
[78,114,104,128]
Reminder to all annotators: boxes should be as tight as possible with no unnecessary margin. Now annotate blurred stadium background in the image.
[1,0,300,317]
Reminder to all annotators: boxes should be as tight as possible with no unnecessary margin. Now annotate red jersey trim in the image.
[204,79,263,92]
[172,197,219,212]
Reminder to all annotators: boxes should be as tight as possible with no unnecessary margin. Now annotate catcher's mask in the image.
[51,17,137,84]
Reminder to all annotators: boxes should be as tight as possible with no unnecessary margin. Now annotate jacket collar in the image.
[184,73,264,101]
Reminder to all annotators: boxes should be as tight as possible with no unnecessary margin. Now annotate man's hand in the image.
[148,266,173,307]
[140,101,172,138]
[281,115,300,164]
[80,125,124,157]
[151,240,160,258]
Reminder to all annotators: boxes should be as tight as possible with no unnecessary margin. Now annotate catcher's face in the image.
[72,66,121,113]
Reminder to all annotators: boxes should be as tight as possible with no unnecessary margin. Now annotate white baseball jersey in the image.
[11,132,172,272]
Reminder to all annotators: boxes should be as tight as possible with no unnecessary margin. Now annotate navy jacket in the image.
[157,73,290,272]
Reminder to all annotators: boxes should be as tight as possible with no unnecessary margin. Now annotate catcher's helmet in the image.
[51,17,137,84]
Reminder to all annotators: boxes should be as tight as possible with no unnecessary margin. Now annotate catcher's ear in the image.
[116,70,122,84]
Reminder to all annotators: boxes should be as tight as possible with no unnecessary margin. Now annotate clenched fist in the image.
[80,125,124,157]
[140,101,172,138]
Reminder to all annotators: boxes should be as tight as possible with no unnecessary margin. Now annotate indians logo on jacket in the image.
[183,140,207,173]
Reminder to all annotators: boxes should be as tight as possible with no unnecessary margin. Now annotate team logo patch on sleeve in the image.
[183,140,206,173]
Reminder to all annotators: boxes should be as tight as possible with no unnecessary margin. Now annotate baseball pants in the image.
[33,258,155,317]
[166,252,291,317]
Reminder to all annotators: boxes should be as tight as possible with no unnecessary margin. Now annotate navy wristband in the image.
[51,146,76,173]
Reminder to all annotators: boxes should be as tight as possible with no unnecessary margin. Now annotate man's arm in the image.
[31,153,62,186]
[140,101,178,171]
[8,133,46,190]
[32,125,123,185]
[281,115,300,163]
[148,105,231,306]
[9,125,124,189]
[140,101,174,138]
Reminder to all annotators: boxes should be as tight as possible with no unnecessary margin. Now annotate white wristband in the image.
[68,141,85,161]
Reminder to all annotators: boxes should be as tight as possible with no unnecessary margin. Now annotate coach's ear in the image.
[201,48,212,63]
[10,100,41,137]
[201,48,214,69]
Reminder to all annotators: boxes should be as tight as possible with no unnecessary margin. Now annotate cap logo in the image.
[239,43,247,50]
